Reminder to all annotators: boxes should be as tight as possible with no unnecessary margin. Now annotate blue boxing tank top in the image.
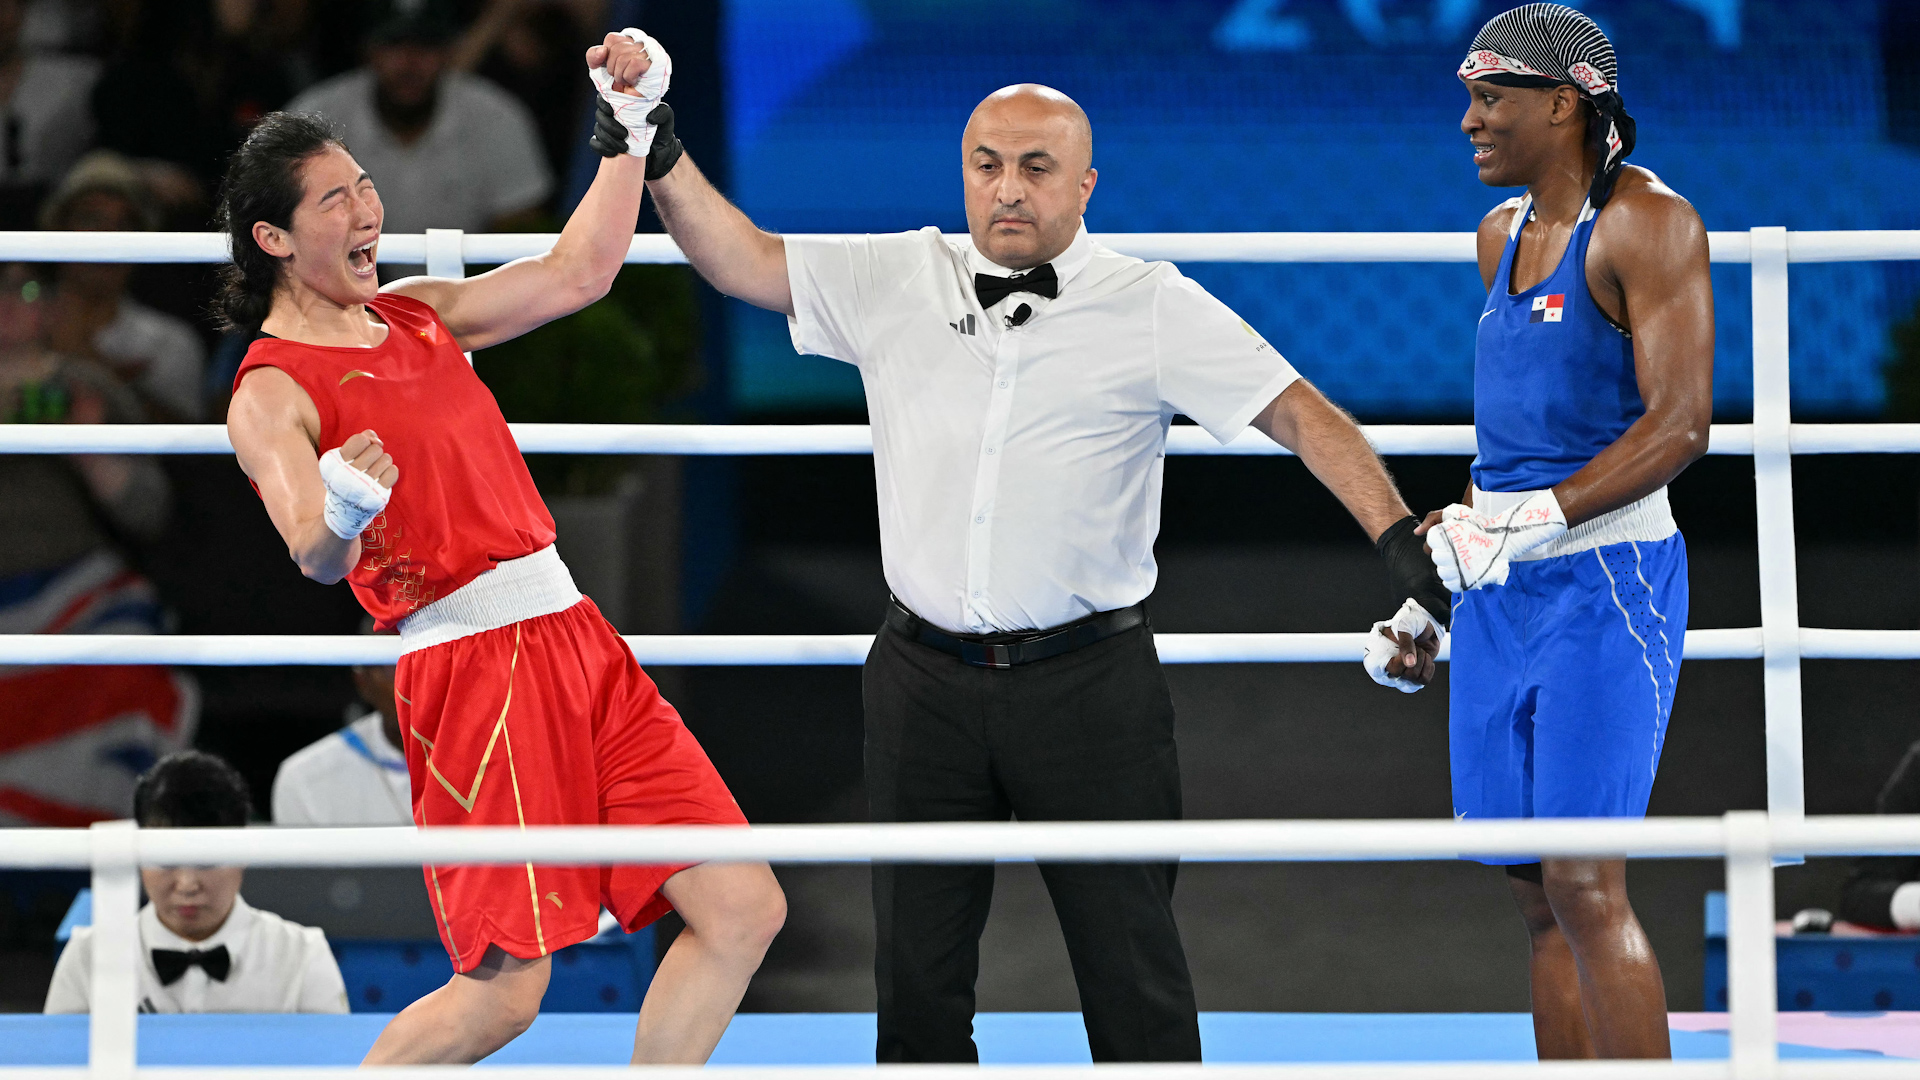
[1471,195,1639,493]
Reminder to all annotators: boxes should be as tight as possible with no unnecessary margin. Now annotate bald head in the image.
[961,84,1097,270]
[964,84,1093,171]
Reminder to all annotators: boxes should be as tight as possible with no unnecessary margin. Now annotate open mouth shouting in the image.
[348,237,379,277]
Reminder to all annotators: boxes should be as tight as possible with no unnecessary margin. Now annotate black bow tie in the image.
[974,262,1058,310]
[152,945,230,986]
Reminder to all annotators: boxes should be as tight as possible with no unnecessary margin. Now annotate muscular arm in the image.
[646,154,793,315]
[228,368,380,585]
[1251,379,1412,543]
[385,153,650,353]
[1551,183,1714,526]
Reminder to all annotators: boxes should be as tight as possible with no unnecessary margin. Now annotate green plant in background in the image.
[473,262,701,496]
[1887,297,1920,421]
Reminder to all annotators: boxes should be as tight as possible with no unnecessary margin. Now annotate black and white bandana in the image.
[1459,3,1638,208]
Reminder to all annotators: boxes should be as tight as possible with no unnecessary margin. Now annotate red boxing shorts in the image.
[395,597,745,973]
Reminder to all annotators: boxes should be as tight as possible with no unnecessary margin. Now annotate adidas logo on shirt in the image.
[1529,294,1565,323]
[949,314,977,336]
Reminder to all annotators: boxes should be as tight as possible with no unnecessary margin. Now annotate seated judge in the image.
[272,623,410,826]
[1841,739,1920,930]
[44,751,349,1014]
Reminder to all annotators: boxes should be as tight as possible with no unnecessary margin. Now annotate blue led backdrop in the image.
[720,0,1920,418]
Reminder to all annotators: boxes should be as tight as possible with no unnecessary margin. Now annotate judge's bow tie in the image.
[974,262,1058,310]
[152,945,230,985]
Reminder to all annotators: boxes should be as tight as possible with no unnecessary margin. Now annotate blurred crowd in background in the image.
[2,0,618,421]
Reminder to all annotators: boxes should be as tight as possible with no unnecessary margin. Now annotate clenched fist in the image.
[338,429,398,489]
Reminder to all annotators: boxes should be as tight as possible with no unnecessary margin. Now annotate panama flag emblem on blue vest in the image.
[1529,294,1566,323]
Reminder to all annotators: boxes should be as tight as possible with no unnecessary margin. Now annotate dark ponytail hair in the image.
[212,112,347,332]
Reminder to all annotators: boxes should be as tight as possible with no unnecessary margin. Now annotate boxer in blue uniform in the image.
[1417,5,1714,1061]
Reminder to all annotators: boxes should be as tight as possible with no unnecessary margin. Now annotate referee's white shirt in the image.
[786,224,1300,634]
[44,896,349,1014]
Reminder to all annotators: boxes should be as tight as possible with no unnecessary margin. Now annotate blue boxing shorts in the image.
[1448,535,1687,863]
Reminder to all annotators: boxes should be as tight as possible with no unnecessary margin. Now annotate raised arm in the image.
[384,149,649,353]
[386,32,670,351]
[646,153,792,315]
[228,368,394,585]
[1551,181,1713,526]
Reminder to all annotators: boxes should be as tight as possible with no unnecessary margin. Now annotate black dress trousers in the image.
[864,617,1201,1063]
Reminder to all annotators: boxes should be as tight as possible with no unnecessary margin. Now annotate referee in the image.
[625,71,1447,1061]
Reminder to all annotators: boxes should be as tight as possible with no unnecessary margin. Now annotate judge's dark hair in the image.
[212,112,347,332]
[133,750,253,828]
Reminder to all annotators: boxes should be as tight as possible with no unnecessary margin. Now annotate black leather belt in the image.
[886,598,1147,669]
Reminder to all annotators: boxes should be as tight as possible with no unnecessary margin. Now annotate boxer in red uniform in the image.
[222,32,785,1066]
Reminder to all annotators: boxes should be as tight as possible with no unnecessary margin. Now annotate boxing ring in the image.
[2,226,1919,1077]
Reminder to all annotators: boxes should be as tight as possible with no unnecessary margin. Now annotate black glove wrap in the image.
[1376,515,1452,630]
[589,98,684,181]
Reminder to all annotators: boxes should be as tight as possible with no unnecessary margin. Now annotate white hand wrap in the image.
[1428,489,1568,592]
[1362,597,1442,694]
[589,28,673,158]
[318,447,391,541]
[1893,882,1920,931]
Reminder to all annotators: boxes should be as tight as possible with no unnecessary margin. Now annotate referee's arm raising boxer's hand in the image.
[636,41,791,315]
[230,366,395,585]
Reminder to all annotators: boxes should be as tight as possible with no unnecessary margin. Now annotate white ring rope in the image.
[3,422,1920,456]
[4,228,1919,265]
[4,812,1917,870]
[0,627,1778,666]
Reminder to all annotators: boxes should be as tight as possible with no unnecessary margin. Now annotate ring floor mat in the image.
[0,1012,1906,1064]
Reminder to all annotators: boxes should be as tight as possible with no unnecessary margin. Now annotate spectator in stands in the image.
[286,0,553,242]
[38,151,209,422]
[455,0,597,192]
[272,622,411,827]
[1840,740,1920,929]
[44,751,349,1014]
[0,0,100,228]
[88,0,301,190]
[0,260,193,827]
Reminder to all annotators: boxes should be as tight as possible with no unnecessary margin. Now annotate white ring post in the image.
[86,821,139,1080]
[1723,810,1778,1079]
[423,228,465,280]
[423,229,473,364]
[1750,227,1804,858]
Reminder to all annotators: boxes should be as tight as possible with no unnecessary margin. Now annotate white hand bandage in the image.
[1362,597,1443,694]
[1428,489,1568,592]
[318,447,391,541]
[1893,882,1920,931]
[589,28,673,158]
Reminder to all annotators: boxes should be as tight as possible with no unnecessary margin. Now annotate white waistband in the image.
[397,545,582,655]
[1472,486,1677,561]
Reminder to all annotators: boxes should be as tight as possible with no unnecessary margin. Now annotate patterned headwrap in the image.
[1458,3,1638,208]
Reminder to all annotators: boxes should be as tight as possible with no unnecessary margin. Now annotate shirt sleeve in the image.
[43,930,91,1013]
[784,230,934,365]
[1152,265,1300,444]
[297,927,350,1013]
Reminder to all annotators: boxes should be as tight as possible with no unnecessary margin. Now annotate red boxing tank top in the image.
[234,294,555,629]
